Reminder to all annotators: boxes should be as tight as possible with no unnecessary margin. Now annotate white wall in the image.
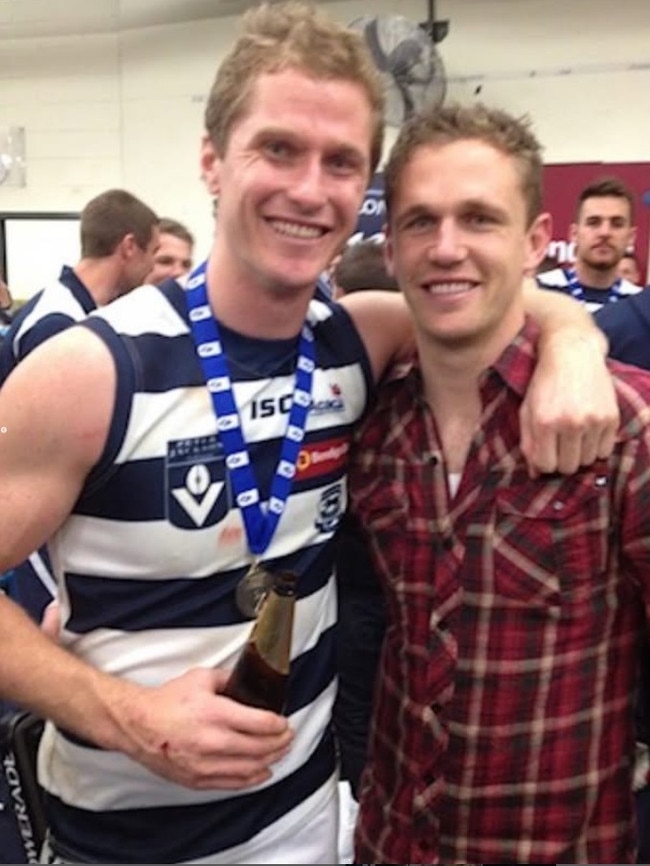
[0,0,648,278]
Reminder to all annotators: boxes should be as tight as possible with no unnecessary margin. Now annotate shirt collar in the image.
[392,316,541,403]
[59,265,96,314]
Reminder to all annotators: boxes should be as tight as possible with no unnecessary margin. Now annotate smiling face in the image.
[386,139,550,353]
[201,68,373,297]
[147,232,194,285]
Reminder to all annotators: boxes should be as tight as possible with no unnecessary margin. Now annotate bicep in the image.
[0,327,116,569]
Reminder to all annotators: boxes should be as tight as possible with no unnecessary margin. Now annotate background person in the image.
[330,237,399,300]
[146,216,195,286]
[537,176,643,311]
[618,249,643,286]
[0,188,159,383]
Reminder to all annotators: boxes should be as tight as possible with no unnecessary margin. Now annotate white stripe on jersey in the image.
[39,679,336,811]
[86,282,188,337]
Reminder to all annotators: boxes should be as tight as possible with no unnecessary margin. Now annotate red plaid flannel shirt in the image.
[349,321,650,865]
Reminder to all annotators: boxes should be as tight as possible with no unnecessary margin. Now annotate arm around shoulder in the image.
[340,290,414,384]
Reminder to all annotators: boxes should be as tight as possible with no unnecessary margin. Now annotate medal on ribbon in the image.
[186,262,314,617]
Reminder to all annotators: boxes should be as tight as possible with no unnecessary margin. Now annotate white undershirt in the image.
[448,472,462,497]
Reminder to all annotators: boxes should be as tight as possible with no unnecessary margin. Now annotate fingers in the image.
[520,403,618,478]
[217,693,292,737]
[40,600,61,639]
[595,419,619,460]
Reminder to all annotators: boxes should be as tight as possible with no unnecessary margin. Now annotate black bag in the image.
[0,711,47,864]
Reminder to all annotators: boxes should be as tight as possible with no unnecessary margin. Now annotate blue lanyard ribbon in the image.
[564,267,623,304]
[185,261,315,555]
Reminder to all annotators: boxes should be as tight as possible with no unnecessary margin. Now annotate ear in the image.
[201,134,222,197]
[525,212,552,274]
[568,221,578,245]
[118,233,138,260]
[628,225,638,249]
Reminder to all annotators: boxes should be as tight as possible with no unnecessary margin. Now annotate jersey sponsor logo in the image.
[166,436,230,528]
[315,482,344,534]
[296,436,349,481]
[250,384,345,421]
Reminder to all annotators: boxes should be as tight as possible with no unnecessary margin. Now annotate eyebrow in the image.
[254,127,367,164]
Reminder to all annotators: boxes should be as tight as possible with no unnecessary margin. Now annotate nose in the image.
[429,218,467,265]
[287,156,327,210]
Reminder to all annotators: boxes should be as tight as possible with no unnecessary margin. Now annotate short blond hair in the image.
[385,103,544,227]
[204,1,385,177]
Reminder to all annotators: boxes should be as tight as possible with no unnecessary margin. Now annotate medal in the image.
[236,562,273,618]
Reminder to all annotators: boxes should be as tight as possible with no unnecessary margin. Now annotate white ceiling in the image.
[0,0,340,40]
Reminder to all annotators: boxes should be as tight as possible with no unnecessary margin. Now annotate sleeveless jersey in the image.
[39,280,373,863]
[0,266,95,382]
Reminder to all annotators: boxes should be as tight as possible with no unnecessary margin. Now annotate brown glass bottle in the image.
[222,570,296,714]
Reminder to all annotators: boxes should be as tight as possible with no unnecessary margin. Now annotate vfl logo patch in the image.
[166,435,230,528]
[315,483,344,534]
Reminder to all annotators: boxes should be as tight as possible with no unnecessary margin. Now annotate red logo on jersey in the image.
[296,436,349,480]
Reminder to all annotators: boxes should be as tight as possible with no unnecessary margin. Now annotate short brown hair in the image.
[575,176,635,222]
[204,1,385,177]
[384,102,544,227]
[80,189,158,258]
[157,217,195,248]
[334,240,398,294]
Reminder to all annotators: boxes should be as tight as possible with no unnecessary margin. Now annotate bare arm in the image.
[340,290,413,383]
[521,280,618,475]
[343,282,618,475]
[0,327,291,788]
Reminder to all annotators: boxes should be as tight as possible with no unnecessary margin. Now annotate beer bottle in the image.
[222,570,296,714]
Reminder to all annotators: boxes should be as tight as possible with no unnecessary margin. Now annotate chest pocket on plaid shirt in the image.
[494,466,611,606]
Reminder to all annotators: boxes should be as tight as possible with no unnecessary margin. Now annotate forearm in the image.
[0,593,140,752]
[522,278,608,354]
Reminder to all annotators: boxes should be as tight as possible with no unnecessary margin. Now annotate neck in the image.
[74,258,124,306]
[574,259,619,290]
[204,252,315,340]
[417,315,522,473]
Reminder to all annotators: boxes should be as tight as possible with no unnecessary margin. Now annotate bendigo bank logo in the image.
[295,436,349,481]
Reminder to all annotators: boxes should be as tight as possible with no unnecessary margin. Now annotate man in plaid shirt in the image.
[349,103,650,864]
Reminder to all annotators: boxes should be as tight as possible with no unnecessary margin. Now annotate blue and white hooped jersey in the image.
[0,266,95,383]
[40,280,373,863]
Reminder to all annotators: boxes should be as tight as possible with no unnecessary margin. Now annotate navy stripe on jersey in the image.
[0,265,95,381]
[63,545,336,633]
[286,624,335,715]
[46,729,336,864]
[79,316,138,496]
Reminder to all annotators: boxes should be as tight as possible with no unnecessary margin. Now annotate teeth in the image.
[269,220,323,239]
[426,281,474,294]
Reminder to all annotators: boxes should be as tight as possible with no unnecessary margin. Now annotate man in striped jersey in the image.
[0,3,619,864]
